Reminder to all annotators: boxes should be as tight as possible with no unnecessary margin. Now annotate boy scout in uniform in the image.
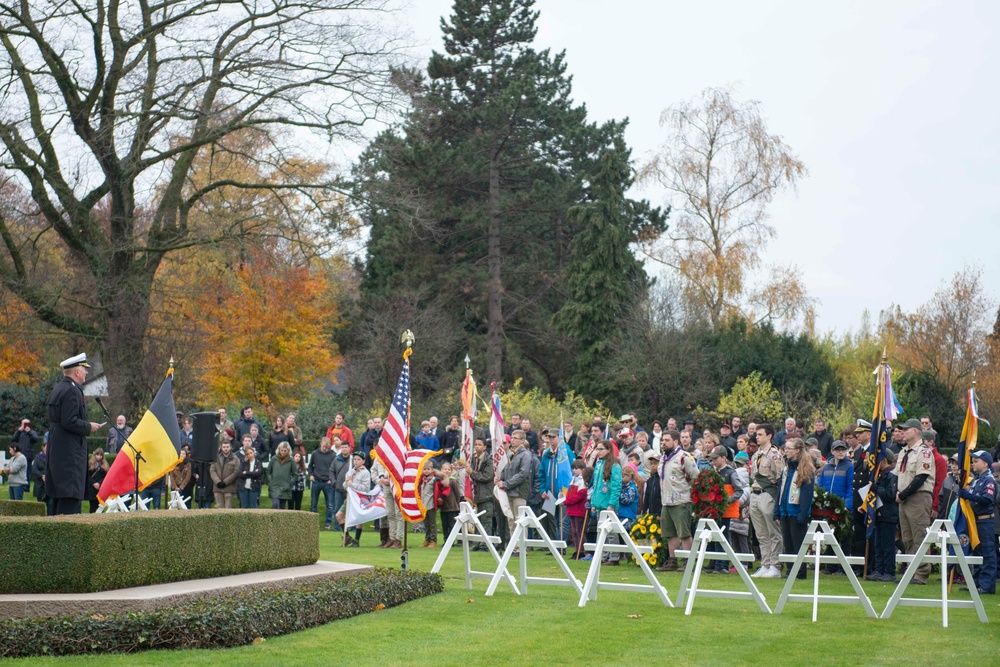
[749,424,786,578]
[895,418,936,585]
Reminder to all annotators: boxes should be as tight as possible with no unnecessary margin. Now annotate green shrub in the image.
[0,509,318,593]
[0,568,442,659]
[0,499,46,516]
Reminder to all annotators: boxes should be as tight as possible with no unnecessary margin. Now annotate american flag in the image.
[373,350,438,523]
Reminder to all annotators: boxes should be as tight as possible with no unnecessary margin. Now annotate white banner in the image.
[345,486,388,528]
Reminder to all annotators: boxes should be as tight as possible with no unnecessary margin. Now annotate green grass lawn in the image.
[3,488,999,666]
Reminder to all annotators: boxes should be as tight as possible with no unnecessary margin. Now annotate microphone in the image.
[95,396,107,412]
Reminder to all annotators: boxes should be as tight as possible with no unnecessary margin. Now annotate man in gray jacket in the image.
[4,444,29,499]
[497,430,532,540]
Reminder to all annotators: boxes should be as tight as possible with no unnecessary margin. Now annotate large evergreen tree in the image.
[352,0,663,394]
[555,136,658,397]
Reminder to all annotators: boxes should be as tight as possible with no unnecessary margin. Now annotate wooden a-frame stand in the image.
[430,501,518,593]
[881,519,987,627]
[577,510,672,608]
[675,518,770,615]
[774,520,876,621]
[485,505,582,597]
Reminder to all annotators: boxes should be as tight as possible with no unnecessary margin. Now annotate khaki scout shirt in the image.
[750,442,784,493]
[898,442,936,494]
[659,448,700,506]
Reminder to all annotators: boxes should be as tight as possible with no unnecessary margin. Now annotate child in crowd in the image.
[565,460,588,558]
[420,466,438,547]
[435,462,461,539]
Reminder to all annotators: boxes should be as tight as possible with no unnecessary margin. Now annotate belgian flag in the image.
[98,371,182,504]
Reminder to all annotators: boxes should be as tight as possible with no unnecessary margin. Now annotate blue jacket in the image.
[618,481,638,522]
[537,443,574,497]
[958,471,997,517]
[590,460,622,512]
[816,458,854,512]
[774,460,814,523]
[414,431,440,452]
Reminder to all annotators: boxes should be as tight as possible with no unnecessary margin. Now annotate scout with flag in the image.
[952,384,996,594]
[860,352,900,577]
[98,367,183,506]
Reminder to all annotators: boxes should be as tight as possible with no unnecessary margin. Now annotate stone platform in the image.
[0,560,372,619]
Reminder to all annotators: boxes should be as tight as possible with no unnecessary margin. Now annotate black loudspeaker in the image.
[191,411,219,462]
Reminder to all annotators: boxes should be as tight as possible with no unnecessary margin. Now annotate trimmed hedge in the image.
[0,509,318,593]
[0,499,46,516]
[0,568,442,659]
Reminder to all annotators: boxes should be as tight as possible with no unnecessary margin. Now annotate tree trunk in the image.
[487,153,503,385]
[100,271,156,418]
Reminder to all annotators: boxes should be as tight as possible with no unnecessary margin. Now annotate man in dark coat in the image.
[45,354,101,515]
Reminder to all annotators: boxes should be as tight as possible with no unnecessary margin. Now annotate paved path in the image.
[0,560,372,618]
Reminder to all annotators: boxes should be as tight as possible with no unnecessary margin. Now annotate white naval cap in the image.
[60,353,91,369]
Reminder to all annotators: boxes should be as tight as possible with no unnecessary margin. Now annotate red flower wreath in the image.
[691,468,729,521]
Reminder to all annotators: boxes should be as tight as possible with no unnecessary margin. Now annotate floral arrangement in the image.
[811,486,852,544]
[690,468,729,521]
[628,513,669,568]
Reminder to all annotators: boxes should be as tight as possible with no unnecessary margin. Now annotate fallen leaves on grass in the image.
[253,638,265,645]
[626,614,643,619]
[374,604,386,611]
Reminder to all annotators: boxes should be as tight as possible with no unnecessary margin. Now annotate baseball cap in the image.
[971,450,994,467]
[831,440,847,450]
[895,418,923,431]
[618,428,634,438]
[707,445,728,459]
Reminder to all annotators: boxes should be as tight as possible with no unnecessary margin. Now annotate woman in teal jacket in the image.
[590,440,623,564]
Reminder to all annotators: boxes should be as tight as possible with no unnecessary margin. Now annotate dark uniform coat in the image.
[45,377,90,500]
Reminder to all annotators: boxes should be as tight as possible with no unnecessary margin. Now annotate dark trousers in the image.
[569,515,585,555]
[974,519,997,593]
[710,517,732,570]
[441,510,458,539]
[291,490,304,511]
[780,516,808,578]
[331,489,347,531]
[53,498,82,515]
[540,505,559,542]
[310,480,333,524]
[853,511,873,571]
[873,519,897,576]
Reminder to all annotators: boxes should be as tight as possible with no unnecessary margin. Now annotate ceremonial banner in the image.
[862,359,901,538]
[345,486,388,528]
[489,384,512,518]
[953,388,982,553]
[460,370,477,500]
[98,371,182,503]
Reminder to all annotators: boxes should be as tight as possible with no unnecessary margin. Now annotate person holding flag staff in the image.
[45,354,103,515]
[538,428,572,542]
[956,451,996,594]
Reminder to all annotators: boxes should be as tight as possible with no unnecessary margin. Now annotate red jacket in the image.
[564,481,588,518]
[931,449,947,515]
[325,423,355,451]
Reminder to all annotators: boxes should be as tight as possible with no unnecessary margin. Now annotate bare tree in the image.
[0,0,402,412]
[639,87,811,330]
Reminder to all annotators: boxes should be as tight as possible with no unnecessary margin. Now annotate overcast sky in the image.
[390,0,1000,334]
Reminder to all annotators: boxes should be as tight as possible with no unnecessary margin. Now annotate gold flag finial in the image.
[401,329,414,349]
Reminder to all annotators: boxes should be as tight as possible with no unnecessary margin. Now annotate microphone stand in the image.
[95,397,145,509]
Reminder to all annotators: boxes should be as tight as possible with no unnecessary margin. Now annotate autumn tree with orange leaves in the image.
[192,244,343,409]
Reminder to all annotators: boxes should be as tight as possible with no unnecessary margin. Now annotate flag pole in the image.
[400,330,415,570]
